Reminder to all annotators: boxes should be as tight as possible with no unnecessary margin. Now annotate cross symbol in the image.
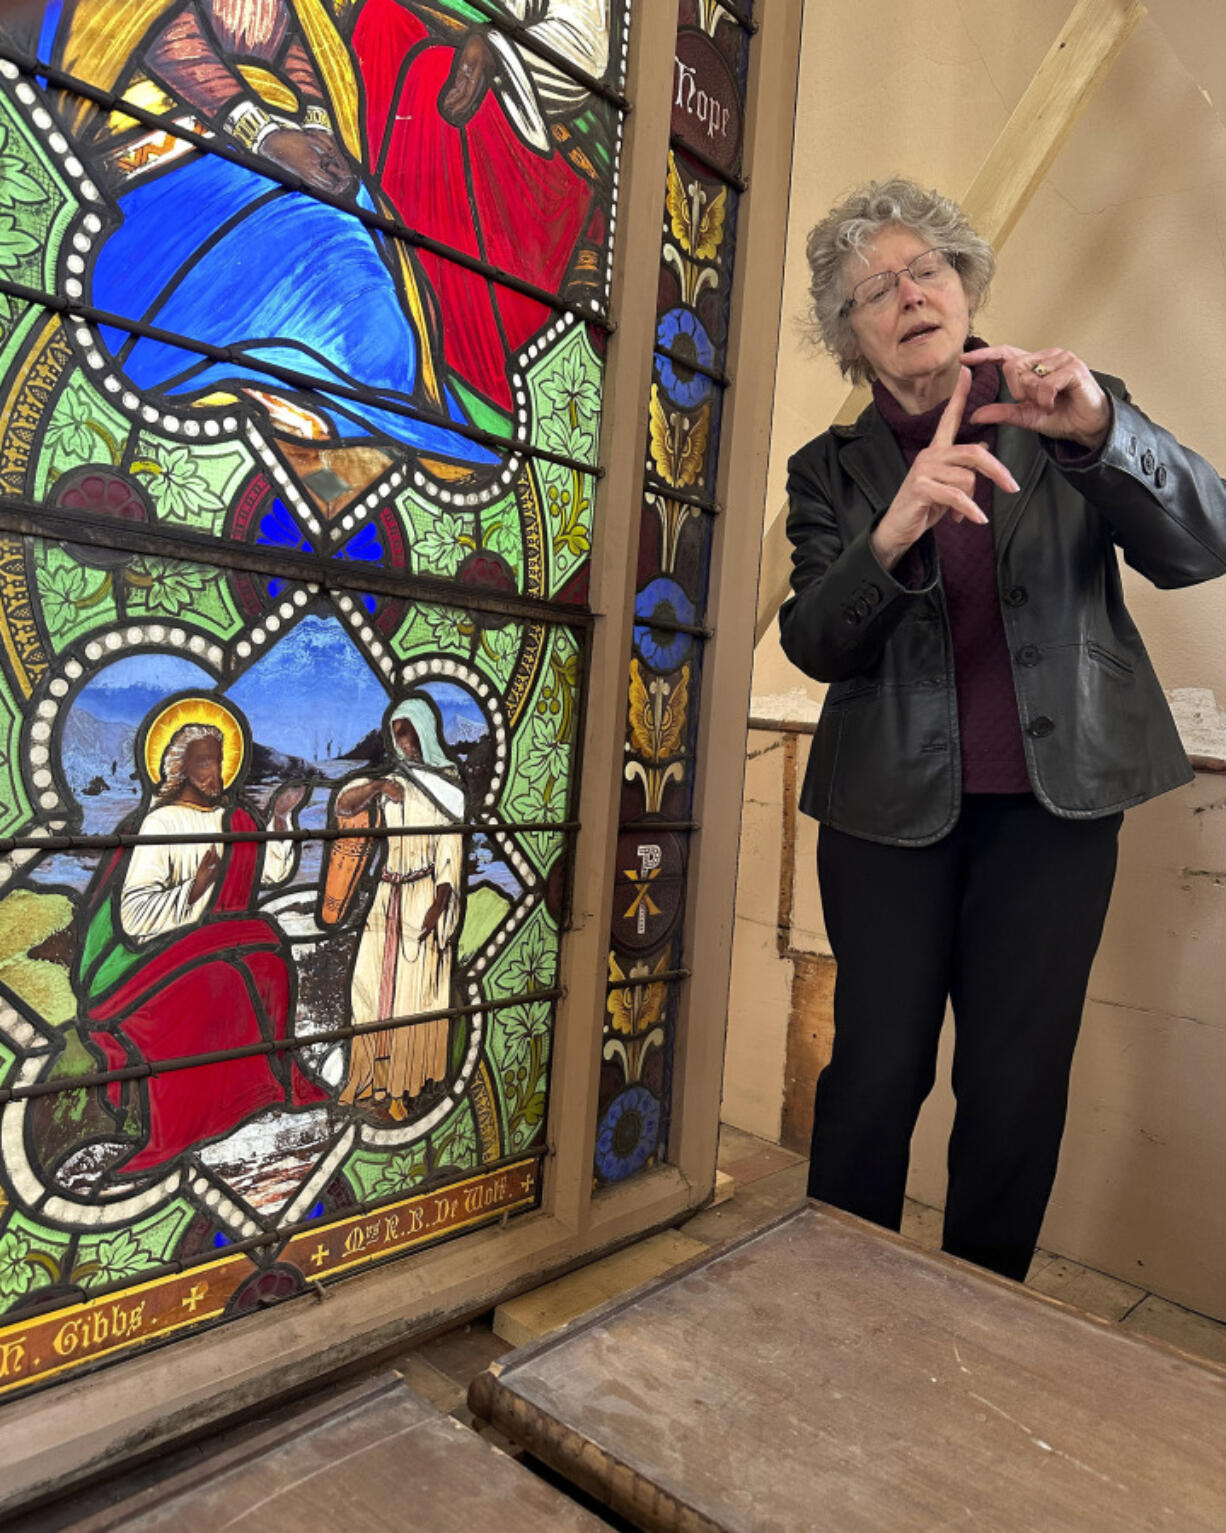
[310,1242,329,1269]
[180,1282,207,1314]
[622,867,662,934]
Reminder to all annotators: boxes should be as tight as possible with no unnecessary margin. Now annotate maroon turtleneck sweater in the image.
[872,352,1031,794]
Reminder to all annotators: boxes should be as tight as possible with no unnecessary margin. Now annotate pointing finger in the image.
[932,365,971,448]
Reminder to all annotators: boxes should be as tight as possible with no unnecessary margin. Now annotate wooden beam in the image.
[755,0,1146,647]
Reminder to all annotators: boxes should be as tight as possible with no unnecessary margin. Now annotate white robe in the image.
[489,0,611,152]
[120,802,293,942]
[341,770,464,1106]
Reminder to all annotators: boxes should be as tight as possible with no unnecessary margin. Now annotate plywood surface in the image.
[470,1206,1226,1532]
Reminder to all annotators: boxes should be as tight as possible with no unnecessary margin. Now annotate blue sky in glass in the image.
[226,614,388,762]
[71,653,215,725]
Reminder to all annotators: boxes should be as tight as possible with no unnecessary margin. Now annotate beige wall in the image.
[727,0,1226,1318]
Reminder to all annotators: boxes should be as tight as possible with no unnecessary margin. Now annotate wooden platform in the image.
[469,1204,1226,1532]
[58,1373,605,1532]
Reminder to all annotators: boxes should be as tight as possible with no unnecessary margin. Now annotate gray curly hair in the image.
[805,177,995,386]
[156,723,224,802]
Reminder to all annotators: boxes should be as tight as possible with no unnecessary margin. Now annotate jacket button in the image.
[1027,716,1055,739]
[1004,585,1028,607]
[1141,449,1156,475]
[854,598,871,618]
[1154,464,1168,488]
[844,609,861,626]
[1016,644,1040,667]
[1127,436,1138,456]
[865,585,882,607]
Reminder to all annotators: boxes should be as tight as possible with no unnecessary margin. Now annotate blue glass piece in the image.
[257,499,314,555]
[37,2,65,73]
[90,156,499,464]
[339,524,385,565]
[595,1085,661,1181]
[633,576,695,671]
[213,1231,230,1248]
[655,308,715,410]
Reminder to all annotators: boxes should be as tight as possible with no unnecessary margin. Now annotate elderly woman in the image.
[780,177,1226,1280]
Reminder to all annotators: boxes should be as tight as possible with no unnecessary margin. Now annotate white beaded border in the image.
[333,461,406,541]
[4,65,101,216]
[188,1170,263,1240]
[468,884,539,981]
[233,584,319,671]
[0,66,263,446]
[73,307,243,444]
[398,656,509,808]
[410,312,577,510]
[244,422,321,539]
[4,627,227,887]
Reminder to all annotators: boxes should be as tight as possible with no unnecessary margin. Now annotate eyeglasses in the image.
[840,249,956,315]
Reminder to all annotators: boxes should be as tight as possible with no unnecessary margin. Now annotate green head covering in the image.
[388,695,452,771]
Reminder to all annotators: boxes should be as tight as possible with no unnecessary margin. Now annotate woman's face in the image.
[843,224,972,410]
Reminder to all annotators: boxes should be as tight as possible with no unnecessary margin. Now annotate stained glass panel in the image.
[598,0,750,1186]
[0,0,627,1398]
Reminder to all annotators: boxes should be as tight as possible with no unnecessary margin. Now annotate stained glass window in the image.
[597,0,751,1186]
[0,0,629,1398]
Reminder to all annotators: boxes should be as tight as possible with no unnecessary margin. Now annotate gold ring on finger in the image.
[1031,362,1050,378]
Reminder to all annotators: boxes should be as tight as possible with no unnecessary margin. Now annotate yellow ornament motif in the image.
[649,386,709,489]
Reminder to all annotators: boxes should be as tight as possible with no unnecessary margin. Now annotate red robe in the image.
[85,806,328,1174]
[353,1,591,411]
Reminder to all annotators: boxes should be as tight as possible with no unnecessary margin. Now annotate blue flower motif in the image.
[258,498,314,600]
[656,307,714,410]
[634,576,695,671]
[595,1085,661,1182]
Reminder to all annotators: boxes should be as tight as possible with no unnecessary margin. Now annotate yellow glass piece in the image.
[237,65,298,113]
[144,696,245,788]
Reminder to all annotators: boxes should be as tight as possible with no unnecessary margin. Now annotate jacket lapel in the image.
[836,402,909,516]
[990,382,1046,557]
[836,383,1046,554]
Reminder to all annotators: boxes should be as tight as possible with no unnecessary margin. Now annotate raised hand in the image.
[188,845,221,905]
[870,366,1019,573]
[965,345,1111,451]
[270,782,309,827]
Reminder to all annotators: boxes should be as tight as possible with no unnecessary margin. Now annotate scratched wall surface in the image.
[730,0,1226,1317]
[0,0,631,1397]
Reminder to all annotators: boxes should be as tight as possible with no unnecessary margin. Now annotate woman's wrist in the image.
[870,520,912,573]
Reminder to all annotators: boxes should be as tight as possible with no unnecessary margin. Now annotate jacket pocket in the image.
[826,677,880,707]
[1086,641,1135,681]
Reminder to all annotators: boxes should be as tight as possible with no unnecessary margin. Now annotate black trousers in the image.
[809,795,1122,1281]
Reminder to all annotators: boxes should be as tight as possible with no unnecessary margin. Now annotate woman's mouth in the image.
[900,324,940,344]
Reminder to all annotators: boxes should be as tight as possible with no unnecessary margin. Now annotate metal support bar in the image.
[0,277,602,480]
[0,496,595,630]
[668,132,747,193]
[0,45,616,332]
[0,820,579,853]
[0,987,566,1104]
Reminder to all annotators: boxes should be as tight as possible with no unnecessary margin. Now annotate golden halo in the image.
[143,696,245,788]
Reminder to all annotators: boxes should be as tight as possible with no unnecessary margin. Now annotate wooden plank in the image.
[64,1374,606,1532]
[755,0,1147,646]
[494,1230,709,1348]
[779,950,835,1155]
[470,1206,1226,1532]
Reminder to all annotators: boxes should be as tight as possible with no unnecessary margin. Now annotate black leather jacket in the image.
[779,376,1226,845]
